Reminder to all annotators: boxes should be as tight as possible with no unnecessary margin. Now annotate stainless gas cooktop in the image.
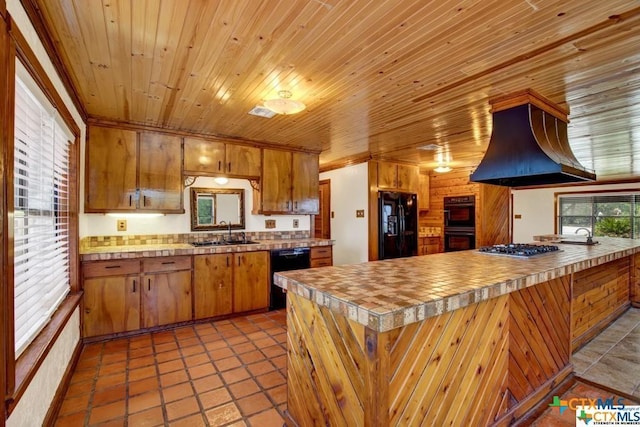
[478,243,561,258]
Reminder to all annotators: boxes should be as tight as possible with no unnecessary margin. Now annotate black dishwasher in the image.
[270,248,310,310]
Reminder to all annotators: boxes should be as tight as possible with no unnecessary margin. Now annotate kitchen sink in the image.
[558,240,599,245]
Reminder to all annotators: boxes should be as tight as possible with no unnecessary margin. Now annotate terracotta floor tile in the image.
[158,358,185,374]
[228,378,261,400]
[221,367,251,385]
[181,343,206,356]
[168,413,207,427]
[156,348,182,363]
[184,353,211,367]
[95,372,126,390]
[98,360,127,376]
[151,330,176,344]
[129,365,157,382]
[226,421,248,427]
[129,335,153,349]
[178,337,202,348]
[226,335,250,345]
[70,367,97,384]
[76,355,101,371]
[266,384,287,405]
[204,339,229,351]
[210,347,234,360]
[256,371,286,390]
[165,396,201,421]
[174,326,198,339]
[58,392,91,416]
[214,322,236,331]
[93,417,125,427]
[215,356,242,372]
[80,343,103,359]
[246,331,269,340]
[128,376,160,396]
[126,406,165,427]
[92,384,127,407]
[247,408,284,427]
[220,329,243,339]
[232,342,257,355]
[128,354,156,369]
[239,350,265,365]
[160,370,190,388]
[65,378,94,396]
[247,360,276,377]
[163,382,194,403]
[54,411,86,427]
[154,341,179,353]
[237,393,273,417]
[205,402,243,425]
[198,386,233,410]
[192,374,224,394]
[189,362,217,379]
[271,355,287,371]
[253,337,278,348]
[128,390,161,414]
[130,346,154,359]
[88,400,126,424]
[261,345,286,358]
[103,340,128,353]
[194,323,217,335]
[102,351,128,365]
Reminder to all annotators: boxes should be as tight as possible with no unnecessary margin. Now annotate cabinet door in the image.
[194,254,233,319]
[261,149,292,213]
[310,246,333,267]
[225,144,261,177]
[139,132,183,211]
[142,270,192,327]
[83,276,140,337]
[183,138,225,174]
[377,161,398,189]
[233,251,269,313]
[85,126,137,211]
[292,152,319,214]
[418,171,430,210]
[397,164,419,192]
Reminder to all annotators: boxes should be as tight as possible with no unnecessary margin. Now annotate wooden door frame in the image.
[314,179,331,239]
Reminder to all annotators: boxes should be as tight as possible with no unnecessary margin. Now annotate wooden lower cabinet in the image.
[233,251,269,313]
[310,246,333,267]
[194,251,269,319]
[82,260,141,337]
[141,256,192,327]
[417,236,440,255]
[194,254,234,319]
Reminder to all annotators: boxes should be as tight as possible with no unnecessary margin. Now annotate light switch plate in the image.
[265,219,276,229]
[117,219,127,231]
[293,219,299,228]
[356,209,365,218]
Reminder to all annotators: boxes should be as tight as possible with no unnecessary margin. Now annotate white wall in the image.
[513,182,640,242]
[80,177,310,237]
[7,1,84,425]
[320,163,369,265]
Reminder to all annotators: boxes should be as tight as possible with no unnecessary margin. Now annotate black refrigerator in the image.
[378,191,418,259]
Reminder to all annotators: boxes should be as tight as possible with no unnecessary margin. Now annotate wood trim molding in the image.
[1,10,10,427]
[319,152,372,173]
[17,0,87,120]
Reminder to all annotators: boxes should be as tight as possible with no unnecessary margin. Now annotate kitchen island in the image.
[273,238,640,426]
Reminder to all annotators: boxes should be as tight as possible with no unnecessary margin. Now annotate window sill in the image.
[7,293,82,412]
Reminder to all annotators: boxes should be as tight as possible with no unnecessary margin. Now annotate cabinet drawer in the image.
[310,246,332,259]
[143,256,192,273]
[310,258,332,268]
[83,260,140,278]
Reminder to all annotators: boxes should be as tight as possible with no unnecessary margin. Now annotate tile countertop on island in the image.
[80,238,334,261]
[274,237,640,332]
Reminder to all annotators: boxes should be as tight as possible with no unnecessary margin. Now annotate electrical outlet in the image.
[356,209,365,218]
[265,219,276,229]
[293,219,299,228]
[117,219,127,231]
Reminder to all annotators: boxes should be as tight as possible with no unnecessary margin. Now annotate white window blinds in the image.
[13,66,73,357]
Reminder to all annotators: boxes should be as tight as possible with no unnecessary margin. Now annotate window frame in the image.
[2,15,81,415]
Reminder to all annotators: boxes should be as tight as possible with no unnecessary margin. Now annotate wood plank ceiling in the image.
[28,0,640,178]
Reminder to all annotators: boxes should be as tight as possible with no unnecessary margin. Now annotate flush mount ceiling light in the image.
[264,90,306,115]
[434,163,452,173]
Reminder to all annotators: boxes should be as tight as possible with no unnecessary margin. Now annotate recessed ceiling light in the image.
[248,106,277,118]
[418,144,440,151]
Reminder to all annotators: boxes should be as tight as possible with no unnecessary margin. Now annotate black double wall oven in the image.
[443,195,476,252]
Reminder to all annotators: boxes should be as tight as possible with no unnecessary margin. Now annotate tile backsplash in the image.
[81,230,311,249]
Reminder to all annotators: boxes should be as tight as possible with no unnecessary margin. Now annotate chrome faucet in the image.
[574,227,594,243]
[219,221,232,241]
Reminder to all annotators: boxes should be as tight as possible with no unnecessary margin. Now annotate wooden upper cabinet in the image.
[138,132,183,212]
[377,161,419,192]
[292,152,319,214]
[85,126,138,211]
[257,149,319,214]
[261,149,293,213]
[85,125,183,213]
[184,137,260,177]
[418,170,430,210]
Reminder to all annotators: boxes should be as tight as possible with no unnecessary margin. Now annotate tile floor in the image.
[55,310,288,427]
[55,307,640,426]
[572,307,640,398]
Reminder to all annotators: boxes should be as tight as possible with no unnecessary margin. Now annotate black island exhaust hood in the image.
[470,90,596,187]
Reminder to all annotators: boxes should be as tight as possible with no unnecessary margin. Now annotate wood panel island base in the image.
[275,238,640,426]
